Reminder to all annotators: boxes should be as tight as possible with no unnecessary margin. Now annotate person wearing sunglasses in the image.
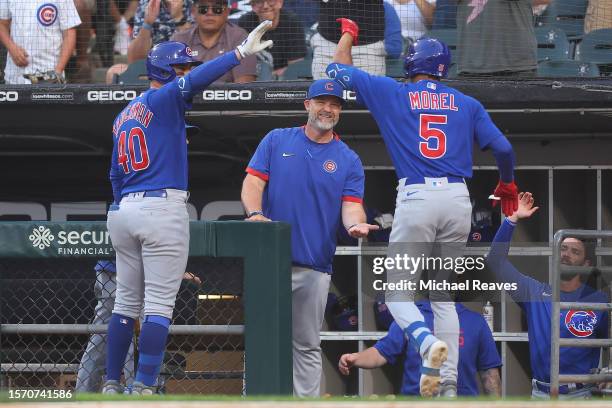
[237,0,306,77]
[170,0,257,82]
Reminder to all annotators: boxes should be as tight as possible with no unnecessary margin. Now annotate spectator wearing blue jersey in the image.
[486,192,609,399]
[241,79,379,396]
[339,301,502,396]
[383,1,403,59]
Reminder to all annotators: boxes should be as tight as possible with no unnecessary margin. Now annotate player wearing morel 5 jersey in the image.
[327,20,518,397]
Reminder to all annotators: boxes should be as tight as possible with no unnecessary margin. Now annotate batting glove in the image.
[236,20,274,58]
[336,18,359,45]
[492,180,519,217]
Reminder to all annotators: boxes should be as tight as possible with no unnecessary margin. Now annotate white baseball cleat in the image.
[101,379,124,394]
[419,340,448,397]
[439,380,458,398]
[131,381,156,396]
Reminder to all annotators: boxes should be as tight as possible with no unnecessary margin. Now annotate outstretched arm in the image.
[333,18,359,66]
[338,347,387,375]
[486,192,541,302]
[152,20,273,105]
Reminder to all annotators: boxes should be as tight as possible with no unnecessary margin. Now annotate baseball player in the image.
[0,0,81,84]
[339,300,502,396]
[487,192,609,399]
[103,21,273,395]
[241,79,379,397]
[76,260,136,393]
[326,22,518,397]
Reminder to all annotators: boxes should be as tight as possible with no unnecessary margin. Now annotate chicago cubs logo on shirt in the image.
[323,160,337,173]
[565,310,597,337]
[37,3,58,26]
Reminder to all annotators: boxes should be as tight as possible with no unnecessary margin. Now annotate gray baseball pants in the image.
[292,266,331,397]
[107,189,189,320]
[385,177,472,385]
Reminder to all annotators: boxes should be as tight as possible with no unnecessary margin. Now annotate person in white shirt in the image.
[391,0,435,44]
[0,0,81,84]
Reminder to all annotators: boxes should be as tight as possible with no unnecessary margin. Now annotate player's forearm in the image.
[56,29,76,73]
[241,174,266,214]
[351,348,388,369]
[182,51,240,96]
[0,20,14,49]
[414,0,435,26]
[489,136,515,183]
[479,368,501,396]
[341,201,366,231]
[127,29,153,63]
[333,33,354,66]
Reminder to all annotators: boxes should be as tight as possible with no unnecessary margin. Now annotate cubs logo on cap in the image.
[307,79,345,102]
[37,3,58,26]
[565,310,597,337]
[186,47,198,57]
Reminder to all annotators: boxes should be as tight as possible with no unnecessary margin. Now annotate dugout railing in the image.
[550,229,612,397]
[0,221,292,395]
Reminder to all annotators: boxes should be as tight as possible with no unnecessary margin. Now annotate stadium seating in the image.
[537,60,600,77]
[280,57,313,80]
[538,0,588,38]
[536,26,571,61]
[423,29,459,65]
[114,59,148,85]
[575,28,612,64]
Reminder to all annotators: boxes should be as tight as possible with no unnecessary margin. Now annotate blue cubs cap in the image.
[307,79,345,102]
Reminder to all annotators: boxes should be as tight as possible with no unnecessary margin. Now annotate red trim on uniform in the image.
[342,196,363,203]
[246,167,269,181]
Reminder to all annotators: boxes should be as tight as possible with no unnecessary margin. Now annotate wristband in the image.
[248,211,264,218]
[142,21,154,31]
[346,223,358,231]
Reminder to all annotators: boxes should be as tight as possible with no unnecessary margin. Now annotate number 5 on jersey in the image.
[117,127,150,173]
[419,114,447,159]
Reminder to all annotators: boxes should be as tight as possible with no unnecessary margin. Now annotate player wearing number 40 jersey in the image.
[327,19,518,398]
[103,20,273,396]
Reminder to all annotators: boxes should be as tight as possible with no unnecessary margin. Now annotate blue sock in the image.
[135,315,170,386]
[106,313,135,381]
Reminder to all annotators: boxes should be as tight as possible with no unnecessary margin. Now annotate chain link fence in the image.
[0,256,245,394]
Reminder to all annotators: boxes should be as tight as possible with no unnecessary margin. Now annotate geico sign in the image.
[87,90,137,101]
[0,91,18,101]
[202,90,252,101]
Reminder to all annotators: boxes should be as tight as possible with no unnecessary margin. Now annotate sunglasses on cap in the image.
[198,4,226,14]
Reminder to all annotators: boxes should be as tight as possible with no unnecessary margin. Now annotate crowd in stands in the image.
[0,0,610,84]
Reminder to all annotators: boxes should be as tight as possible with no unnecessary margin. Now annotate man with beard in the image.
[240,78,379,396]
[486,192,609,399]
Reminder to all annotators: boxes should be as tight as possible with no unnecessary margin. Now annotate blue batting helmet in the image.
[404,38,451,79]
[146,41,202,84]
